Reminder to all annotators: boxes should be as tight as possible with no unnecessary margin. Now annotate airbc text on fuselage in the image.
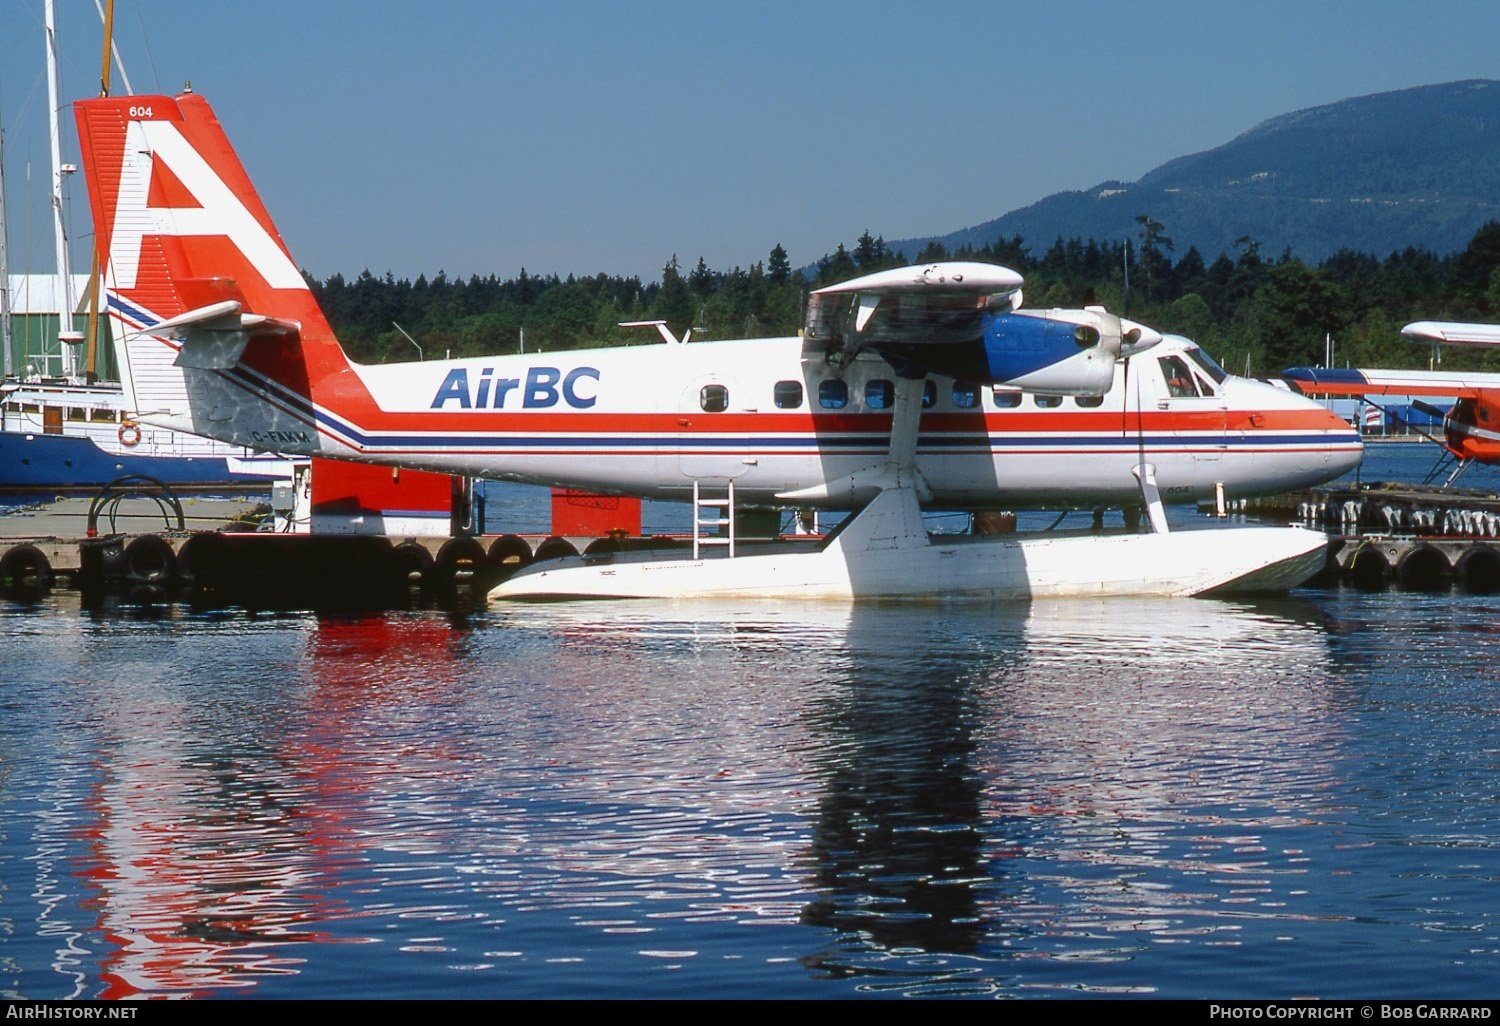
[430,366,600,410]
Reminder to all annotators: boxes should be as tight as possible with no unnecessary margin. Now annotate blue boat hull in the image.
[0,429,284,493]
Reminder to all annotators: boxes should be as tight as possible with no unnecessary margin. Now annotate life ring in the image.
[118,420,141,447]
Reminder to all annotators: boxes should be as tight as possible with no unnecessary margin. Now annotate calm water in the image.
[1,443,1499,1000]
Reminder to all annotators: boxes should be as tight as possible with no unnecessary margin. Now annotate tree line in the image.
[309,219,1500,376]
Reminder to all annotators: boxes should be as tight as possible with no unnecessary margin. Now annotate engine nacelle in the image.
[876,308,1162,395]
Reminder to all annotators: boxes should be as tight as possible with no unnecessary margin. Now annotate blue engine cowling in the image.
[877,310,1124,392]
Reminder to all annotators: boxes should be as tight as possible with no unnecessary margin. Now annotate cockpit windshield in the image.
[1158,348,1227,399]
[1184,346,1228,384]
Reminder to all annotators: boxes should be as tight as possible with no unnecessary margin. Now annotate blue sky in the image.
[5,1,1500,285]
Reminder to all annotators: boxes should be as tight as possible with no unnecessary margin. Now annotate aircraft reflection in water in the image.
[16,599,1343,998]
[47,610,830,997]
[774,600,1340,991]
[62,616,469,998]
[497,598,1343,993]
[794,628,989,961]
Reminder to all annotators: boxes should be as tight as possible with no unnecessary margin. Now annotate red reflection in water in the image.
[76,613,470,998]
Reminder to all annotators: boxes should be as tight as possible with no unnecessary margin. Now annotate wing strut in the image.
[1132,464,1170,534]
[817,375,934,555]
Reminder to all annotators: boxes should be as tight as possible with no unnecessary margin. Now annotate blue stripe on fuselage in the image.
[290,424,1355,453]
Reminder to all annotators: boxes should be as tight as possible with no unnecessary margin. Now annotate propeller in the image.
[1412,398,1451,421]
[1072,307,1163,360]
[1037,307,1163,393]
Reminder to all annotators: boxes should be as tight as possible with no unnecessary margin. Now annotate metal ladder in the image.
[692,480,735,559]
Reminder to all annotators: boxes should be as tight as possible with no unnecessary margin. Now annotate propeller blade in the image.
[1078,307,1162,358]
[1094,310,1124,356]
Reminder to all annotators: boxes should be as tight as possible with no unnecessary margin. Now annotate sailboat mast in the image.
[99,0,116,95]
[93,0,133,94]
[45,0,79,380]
[1,91,13,379]
[82,0,118,382]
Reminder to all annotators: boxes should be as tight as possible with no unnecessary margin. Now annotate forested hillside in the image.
[887,81,1500,268]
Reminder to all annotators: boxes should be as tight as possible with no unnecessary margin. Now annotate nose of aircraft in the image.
[1294,384,1364,480]
[1230,374,1363,489]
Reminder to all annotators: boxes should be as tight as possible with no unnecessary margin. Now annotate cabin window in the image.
[91,409,117,423]
[1159,355,1202,398]
[1034,395,1064,409]
[865,379,894,410]
[952,381,979,409]
[1075,395,1104,408]
[922,380,937,409]
[774,380,804,409]
[992,388,1022,409]
[700,384,729,412]
[819,380,848,409]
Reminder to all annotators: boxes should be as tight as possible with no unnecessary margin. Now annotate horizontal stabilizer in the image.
[154,300,303,370]
[152,300,245,335]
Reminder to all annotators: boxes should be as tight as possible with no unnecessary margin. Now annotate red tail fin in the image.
[74,93,355,415]
[75,93,334,337]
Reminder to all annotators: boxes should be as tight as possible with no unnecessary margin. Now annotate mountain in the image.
[886,80,1500,264]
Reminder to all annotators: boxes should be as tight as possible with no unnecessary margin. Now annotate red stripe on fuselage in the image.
[277,401,1356,438]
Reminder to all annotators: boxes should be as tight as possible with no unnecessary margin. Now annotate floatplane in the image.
[72,91,1357,601]
[1285,321,1500,486]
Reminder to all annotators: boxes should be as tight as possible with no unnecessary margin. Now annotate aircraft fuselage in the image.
[178,330,1361,510]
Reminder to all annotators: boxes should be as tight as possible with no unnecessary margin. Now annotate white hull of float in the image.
[490,489,1329,603]
[489,528,1327,602]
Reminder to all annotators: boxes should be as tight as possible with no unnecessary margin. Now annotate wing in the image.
[1285,319,1500,398]
[1402,321,1500,347]
[805,262,1160,394]
[805,262,1024,344]
[1281,365,1498,399]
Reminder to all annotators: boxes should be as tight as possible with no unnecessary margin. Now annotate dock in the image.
[0,490,705,607]
[12,476,1500,605]
[1235,481,1500,591]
